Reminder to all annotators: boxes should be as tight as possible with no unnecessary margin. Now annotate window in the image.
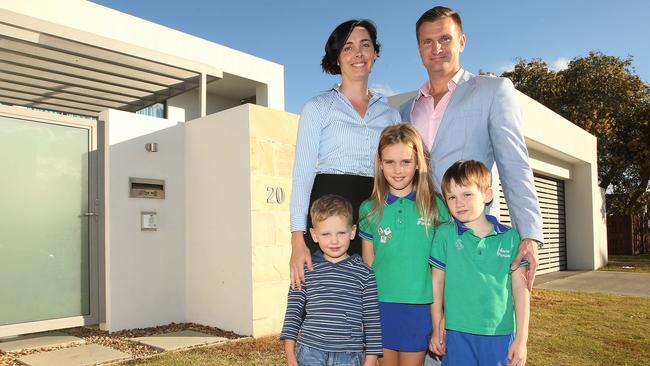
[136,103,166,118]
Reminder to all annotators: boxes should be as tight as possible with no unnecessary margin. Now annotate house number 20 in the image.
[266,186,285,204]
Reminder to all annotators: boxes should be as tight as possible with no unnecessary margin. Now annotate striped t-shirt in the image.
[280,252,382,355]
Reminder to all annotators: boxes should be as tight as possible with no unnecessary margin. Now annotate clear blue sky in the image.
[93,0,650,114]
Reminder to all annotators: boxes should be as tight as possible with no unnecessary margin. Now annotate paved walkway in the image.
[131,330,227,351]
[1,330,230,366]
[18,344,130,366]
[535,270,650,297]
[0,331,83,353]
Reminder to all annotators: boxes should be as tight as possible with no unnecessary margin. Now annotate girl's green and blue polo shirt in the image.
[359,192,448,304]
[429,215,528,336]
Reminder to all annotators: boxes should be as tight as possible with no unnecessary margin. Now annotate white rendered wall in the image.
[518,93,606,270]
[206,94,241,117]
[101,109,186,332]
[3,0,285,111]
[185,105,253,336]
[167,89,241,122]
[185,104,298,337]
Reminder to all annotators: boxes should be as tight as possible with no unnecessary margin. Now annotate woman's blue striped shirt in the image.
[289,86,401,232]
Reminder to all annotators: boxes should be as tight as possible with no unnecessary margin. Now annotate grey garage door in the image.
[498,174,567,274]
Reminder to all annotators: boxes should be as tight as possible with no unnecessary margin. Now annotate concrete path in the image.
[17,344,130,366]
[1,329,237,365]
[131,330,228,351]
[0,331,84,352]
[535,270,650,297]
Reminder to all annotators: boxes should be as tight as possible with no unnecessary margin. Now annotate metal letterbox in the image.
[129,177,165,199]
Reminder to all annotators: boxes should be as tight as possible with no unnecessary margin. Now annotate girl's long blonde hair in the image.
[366,124,441,229]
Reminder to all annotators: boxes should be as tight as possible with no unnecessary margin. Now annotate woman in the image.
[289,19,401,288]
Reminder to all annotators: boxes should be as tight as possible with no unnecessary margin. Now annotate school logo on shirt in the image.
[417,217,431,227]
[455,239,464,250]
[497,247,511,258]
[377,227,393,243]
[497,238,515,258]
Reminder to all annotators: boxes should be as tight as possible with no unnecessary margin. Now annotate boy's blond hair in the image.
[310,194,354,227]
[441,160,492,197]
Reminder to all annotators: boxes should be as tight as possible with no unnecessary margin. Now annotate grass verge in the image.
[117,289,650,366]
[118,337,284,366]
[527,289,649,365]
[601,254,650,273]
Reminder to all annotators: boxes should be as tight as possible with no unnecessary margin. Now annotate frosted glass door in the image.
[0,115,91,325]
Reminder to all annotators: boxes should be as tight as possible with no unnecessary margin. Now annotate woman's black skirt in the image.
[304,173,374,255]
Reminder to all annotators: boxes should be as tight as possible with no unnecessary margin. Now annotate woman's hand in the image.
[290,231,313,289]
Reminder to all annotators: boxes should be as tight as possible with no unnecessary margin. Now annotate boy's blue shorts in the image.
[442,330,514,366]
[379,302,432,352]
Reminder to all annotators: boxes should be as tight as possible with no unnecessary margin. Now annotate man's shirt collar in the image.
[416,68,464,101]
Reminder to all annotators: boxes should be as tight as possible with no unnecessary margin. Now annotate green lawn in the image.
[601,253,650,273]
[118,289,650,366]
[526,289,649,365]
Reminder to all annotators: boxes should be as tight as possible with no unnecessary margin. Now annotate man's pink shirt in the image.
[411,68,464,150]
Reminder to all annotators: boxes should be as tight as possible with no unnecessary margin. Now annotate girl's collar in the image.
[385,191,416,205]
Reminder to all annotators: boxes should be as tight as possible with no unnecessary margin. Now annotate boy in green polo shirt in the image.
[429,160,530,366]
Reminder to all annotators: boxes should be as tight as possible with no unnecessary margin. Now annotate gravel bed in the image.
[0,323,244,366]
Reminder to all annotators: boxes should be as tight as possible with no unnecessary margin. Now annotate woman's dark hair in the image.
[321,19,380,75]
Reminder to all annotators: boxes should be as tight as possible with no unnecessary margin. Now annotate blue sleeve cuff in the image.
[429,256,446,271]
[359,229,373,241]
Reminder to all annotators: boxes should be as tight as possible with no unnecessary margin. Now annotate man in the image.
[400,6,543,292]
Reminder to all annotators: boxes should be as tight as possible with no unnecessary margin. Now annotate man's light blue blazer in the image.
[399,70,543,243]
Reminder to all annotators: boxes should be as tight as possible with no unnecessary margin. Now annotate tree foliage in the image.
[502,52,650,214]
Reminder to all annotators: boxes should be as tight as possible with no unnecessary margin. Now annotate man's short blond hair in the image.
[416,6,463,42]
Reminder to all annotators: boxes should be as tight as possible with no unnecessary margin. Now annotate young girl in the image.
[359,123,448,366]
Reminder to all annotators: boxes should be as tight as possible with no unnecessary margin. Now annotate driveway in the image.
[534,270,650,297]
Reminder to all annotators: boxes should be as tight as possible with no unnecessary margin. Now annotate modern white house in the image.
[0,0,606,341]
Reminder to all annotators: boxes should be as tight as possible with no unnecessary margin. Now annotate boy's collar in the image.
[312,250,325,263]
[313,250,357,264]
[454,215,510,235]
[385,191,416,205]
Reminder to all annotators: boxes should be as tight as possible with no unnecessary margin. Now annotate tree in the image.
[502,52,650,214]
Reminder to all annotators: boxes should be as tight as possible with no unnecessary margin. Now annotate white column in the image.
[198,73,207,117]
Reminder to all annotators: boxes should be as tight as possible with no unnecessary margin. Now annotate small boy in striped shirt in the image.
[281,194,382,366]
